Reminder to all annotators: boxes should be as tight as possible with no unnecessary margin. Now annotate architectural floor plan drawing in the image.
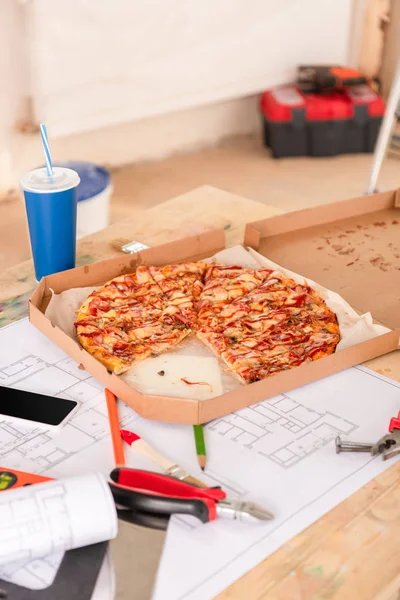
[0,472,117,591]
[2,319,400,600]
[0,352,140,477]
[207,394,357,468]
[154,367,400,600]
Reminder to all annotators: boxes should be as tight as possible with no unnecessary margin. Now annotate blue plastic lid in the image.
[52,161,111,202]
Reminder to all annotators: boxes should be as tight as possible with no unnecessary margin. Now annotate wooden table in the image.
[3,186,400,600]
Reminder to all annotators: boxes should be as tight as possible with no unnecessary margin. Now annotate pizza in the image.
[76,261,339,381]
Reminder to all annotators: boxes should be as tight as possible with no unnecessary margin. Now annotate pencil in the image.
[105,388,125,466]
[193,424,206,471]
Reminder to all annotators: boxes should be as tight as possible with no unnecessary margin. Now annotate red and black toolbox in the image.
[260,85,385,158]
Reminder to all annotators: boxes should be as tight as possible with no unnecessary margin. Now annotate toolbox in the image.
[260,85,385,158]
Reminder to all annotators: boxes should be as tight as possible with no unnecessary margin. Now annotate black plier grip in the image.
[109,467,226,530]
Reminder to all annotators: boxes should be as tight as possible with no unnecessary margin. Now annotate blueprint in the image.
[0,320,142,590]
[208,395,357,468]
[0,350,140,480]
[0,319,400,599]
[152,368,400,600]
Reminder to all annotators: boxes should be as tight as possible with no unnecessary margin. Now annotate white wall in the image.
[4,0,357,187]
[28,0,354,138]
[0,1,29,187]
[12,94,260,178]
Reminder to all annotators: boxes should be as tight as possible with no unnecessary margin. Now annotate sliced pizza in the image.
[76,260,340,382]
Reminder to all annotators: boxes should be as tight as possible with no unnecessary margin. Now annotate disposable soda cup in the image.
[20,167,80,280]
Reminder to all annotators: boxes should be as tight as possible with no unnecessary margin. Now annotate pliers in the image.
[109,467,273,530]
[371,411,400,461]
[336,411,400,461]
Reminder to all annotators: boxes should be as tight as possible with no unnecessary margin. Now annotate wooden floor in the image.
[2,134,399,271]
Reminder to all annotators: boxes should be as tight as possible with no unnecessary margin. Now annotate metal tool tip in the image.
[251,506,274,521]
[242,501,274,522]
[216,500,274,523]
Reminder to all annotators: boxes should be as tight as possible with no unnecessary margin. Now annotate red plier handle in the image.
[109,467,226,527]
[388,411,400,433]
[111,467,226,501]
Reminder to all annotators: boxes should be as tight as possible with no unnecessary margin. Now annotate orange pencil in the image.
[105,388,125,466]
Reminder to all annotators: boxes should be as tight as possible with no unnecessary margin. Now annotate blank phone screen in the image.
[0,385,78,426]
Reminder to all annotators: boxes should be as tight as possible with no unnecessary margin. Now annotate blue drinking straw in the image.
[40,123,53,177]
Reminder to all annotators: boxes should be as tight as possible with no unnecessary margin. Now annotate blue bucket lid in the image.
[52,161,111,202]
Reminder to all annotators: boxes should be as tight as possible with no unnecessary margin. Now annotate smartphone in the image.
[0,385,79,431]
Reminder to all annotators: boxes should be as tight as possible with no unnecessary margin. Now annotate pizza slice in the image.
[198,270,338,337]
[197,325,338,384]
[77,269,166,322]
[196,264,272,327]
[148,262,208,328]
[75,319,151,374]
[76,312,191,375]
[196,328,311,384]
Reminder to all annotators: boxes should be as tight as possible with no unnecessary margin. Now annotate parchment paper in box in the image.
[45,245,387,402]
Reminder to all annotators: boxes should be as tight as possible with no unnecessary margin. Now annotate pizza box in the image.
[29,188,400,424]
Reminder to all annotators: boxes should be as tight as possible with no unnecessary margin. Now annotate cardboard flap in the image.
[33,229,227,299]
[243,224,261,250]
[245,189,398,240]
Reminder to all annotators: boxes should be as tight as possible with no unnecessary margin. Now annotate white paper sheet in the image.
[0,319,399,600]
[150,366,400,600]
[0,473,117,566]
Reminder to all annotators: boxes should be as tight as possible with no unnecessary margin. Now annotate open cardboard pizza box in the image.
[29,188,400,424]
